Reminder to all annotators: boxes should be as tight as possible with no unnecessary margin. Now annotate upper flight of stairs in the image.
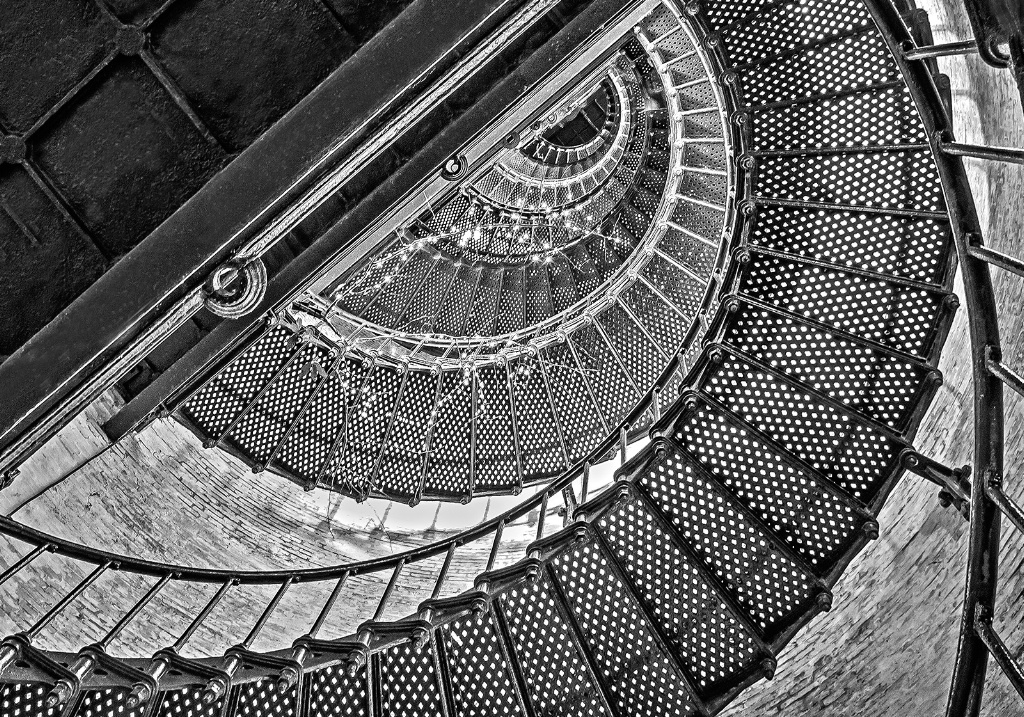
[0,1,962,716]
[177,17,733,504]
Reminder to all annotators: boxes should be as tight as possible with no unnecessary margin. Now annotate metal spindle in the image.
[942,141,1024,165]
[242,578,294,649]
[652,387,661,422]
[968,243,1024,281]
[619,424,628,464]
[536,491,550,541]
[580,462,591,505]
[431,544,457,600]
[0,543,49,588]
[27,561,111,638]
[98,573,172,650]
[309,572,350,639]
[986,346,1024,398]
[172,579,235,652]
[485,520,505,573]
[373,560,406,622]
[985,472,1024,536]
[904,39,978,60]
[975,608,1024,701]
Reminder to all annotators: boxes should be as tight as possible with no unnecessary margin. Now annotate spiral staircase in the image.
[0,0,1022,716]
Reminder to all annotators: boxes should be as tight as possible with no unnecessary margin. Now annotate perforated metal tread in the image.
[0,2,960,717]
[178,6,732,503]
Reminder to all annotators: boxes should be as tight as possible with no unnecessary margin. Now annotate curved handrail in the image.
[0,352,687,585]
[863,2,1010,715]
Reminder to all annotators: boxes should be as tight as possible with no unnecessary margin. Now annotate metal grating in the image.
[306,664,369,717]
[598,499,760,691]
[638,445,819,633]
[376,642,445,717]
[500,579,606,717]
[553,542,699,717]
[441,612,521,717]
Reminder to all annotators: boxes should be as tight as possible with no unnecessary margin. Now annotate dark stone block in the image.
[0,165,107,354]
[151,0,357,151]
[325,0,411,44]
[0,0,112,133]
[32,56,227,258]
[103,0,171,25]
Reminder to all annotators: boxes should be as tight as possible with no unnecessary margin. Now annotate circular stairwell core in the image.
[179,3,741,503]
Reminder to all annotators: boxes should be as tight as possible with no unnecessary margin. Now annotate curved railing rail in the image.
[867,1,1024,714]
[0,352,684,586]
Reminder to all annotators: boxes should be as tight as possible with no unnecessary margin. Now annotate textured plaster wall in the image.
[0,402,540,658]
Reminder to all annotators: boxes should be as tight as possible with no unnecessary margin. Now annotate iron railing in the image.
[867,0,1024,714]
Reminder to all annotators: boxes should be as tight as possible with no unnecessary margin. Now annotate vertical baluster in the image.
[309,572,350,640]
[26,561,112,639]
[431,544,457,601]
[580,462,591,505]
[652,387,661,422]
[98,574,173,650]
[373,560,406,622]
[536,492,550,542]
[241,579,294,650]
[280,572,352,694]
[485,520,506,573]
[172,579,235,653]
[619,424,629,465]
[0,543,49,588]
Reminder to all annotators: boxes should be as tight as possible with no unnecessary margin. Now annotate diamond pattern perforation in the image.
[183,326,293,437]
[541,343,605,464]
[598,303,663,391]
[705,1,773,29]
[72,689,148,717]
[435,266,479,336]
[474,364,518,491]
[495,269,526,336]
[756,150,944,212]
[597,500,759,690]
[155,688,224,717]
[682,404,859,572]
[441,613,520,717]
[228,342,330,465]
[424,371,472,497]
[641,254,704,318]
[740,253,945,357]
[620,281,690,356]
[509,357,565,477]
[724,304,930,430]
[403,260,454,333]
[232,680,298,717]
[1,683,60,717]
[380,370,439,498]
[499,579,605,717]
[278,358,367,483]
[569,325,639,430]
[377,642,445,717]
[638,447,818,632]
[553,542,698,717]
[748,204,952,284]
[703,355,902,504]
[363,252,433,328]
[306,664,369,717]
[659,228,717,279]
[465,268,503,336]
[333,364,405,492]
